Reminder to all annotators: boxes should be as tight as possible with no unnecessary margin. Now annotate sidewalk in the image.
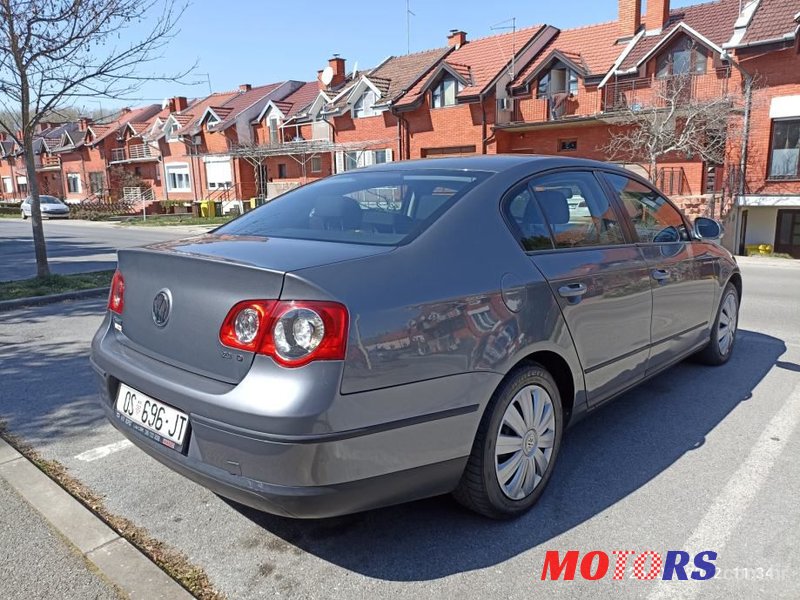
[0,477,122,600]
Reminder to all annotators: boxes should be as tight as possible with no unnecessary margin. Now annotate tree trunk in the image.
[649,157,659,185]
[23,133,50,277]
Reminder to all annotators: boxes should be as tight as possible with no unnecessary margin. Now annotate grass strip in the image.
[0,270,114,301]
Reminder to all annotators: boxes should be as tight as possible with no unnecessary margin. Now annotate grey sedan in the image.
[21,195,70,219]
[90,156,741,519]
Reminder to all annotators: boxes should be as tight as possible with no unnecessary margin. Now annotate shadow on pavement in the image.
[1,235,118,281]
[230,329,786,581]
[0,300,108,442]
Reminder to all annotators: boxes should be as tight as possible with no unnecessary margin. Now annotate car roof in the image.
[356,154,632,176]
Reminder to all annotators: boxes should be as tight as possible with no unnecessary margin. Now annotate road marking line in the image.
[74,440,133,462]
[648,379,800,600]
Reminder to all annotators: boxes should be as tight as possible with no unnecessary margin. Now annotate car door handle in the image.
[558,283,588,299]
[651,269,670,282]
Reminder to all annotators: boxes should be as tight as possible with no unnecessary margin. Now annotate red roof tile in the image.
[514,21,624,85]
[740,0,800,45]
[280,82,320,118]
[397,25,546,106]
[619,0,742,71]
[367,46,452,102]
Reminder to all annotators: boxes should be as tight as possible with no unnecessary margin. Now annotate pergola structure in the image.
[219,137,397,199]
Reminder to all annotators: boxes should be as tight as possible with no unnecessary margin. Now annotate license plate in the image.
[115,383,189,451]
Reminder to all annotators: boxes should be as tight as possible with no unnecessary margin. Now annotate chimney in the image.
[239,83,252,92]
[317,69,326,91]
[643,0,670,32]
[618,0,642,38]
[78,117,92,131]
[121,107,131,114]
[447,30,467,49]
[168,96,188,113]
[329,55,346,87]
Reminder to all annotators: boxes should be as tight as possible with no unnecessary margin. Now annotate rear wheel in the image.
[695,282,739,365]
[453,364,563,519]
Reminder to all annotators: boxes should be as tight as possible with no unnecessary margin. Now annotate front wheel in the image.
[21,212,27,220]
[453,363,563,519]
[695,282,739,365]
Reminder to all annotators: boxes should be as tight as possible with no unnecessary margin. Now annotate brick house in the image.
[393,26,558,158]
[54,106,161,204]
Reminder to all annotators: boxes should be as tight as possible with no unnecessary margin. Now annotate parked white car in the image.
[20,195,70,219]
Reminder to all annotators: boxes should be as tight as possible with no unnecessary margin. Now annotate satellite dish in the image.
[320,66,334,86]
[161,97,170,109]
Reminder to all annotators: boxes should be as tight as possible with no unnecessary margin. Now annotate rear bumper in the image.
[91,318,498,518]
[96,395,466,518]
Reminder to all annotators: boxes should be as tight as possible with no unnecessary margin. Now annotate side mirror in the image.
[694,217,723,240]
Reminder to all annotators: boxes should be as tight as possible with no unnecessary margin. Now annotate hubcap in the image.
[717,292,738,356]
[495,384,556,500]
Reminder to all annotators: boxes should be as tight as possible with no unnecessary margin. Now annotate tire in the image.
[21,212,27,220]
[695,282,739,366]
[453,363,563,519]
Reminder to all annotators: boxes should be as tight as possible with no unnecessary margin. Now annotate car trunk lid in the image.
[115,234,391,383]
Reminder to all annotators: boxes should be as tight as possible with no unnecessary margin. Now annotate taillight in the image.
[108,270,125,314]
[219,300,348,368]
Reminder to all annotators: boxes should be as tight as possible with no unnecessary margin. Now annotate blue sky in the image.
[96,0,704,112]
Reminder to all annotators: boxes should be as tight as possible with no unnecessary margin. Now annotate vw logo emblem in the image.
[152,289,172,327]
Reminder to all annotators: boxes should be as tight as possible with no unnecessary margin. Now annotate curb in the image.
[0,286,109,312]
[0,437,194,600]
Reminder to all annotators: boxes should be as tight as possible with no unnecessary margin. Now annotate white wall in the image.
[744,207,778,246]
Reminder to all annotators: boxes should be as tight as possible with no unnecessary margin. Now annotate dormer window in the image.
[206,114,219,128]
[656,38,707,77]
[432,75,461,108]
[537,63,579,99]
[353,90,379,118]
[165,121,179,141]
[268,116,280,144]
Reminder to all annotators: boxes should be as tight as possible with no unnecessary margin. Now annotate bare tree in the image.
[0,0,190,277]
[603,71,741,185]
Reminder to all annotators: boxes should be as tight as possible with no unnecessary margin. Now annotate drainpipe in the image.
[480,91,488,154]
[720,51,753,252]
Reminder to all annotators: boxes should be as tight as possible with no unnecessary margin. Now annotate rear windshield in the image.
[216,169,491,246]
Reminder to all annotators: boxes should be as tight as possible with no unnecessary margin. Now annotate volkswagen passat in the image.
[91,156,741,519]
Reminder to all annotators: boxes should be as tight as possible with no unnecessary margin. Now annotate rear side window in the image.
[530,171,626,249]
[217,169,490,246]
[503,183,554,251]
[605,173,689,243]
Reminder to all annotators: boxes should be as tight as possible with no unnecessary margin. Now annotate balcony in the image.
[35,155,61,171]
[110,143,156,163]
[502,90,603,126]
[602,68,733,113]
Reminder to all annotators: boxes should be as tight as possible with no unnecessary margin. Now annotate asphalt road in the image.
[0,219,209,281]
[0,257,798,600]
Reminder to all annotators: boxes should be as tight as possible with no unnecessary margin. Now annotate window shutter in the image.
[385,148,393,162]
[363,150,374,167]
[335,151,344,173]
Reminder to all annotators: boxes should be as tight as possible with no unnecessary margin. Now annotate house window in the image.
[205,157,233,189]
[2,176,12,193]
[16,176,27,193]
[310,156,322,173]
[374,149,387,164]
[89,172,104,194]
[769,119,800,179]
[268,118,280,144]
[206,115,219,129]
[559,139,578,152]
[431,75,460,108]
[312,118,329,141]
[656,38,707,77]
[353,90,379,118]
[165,164,191,191]
[344,151,359,171]
[67,173,81,194]
[165,121,180,142]
[537,63,579,98]
[277,163,287,179]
